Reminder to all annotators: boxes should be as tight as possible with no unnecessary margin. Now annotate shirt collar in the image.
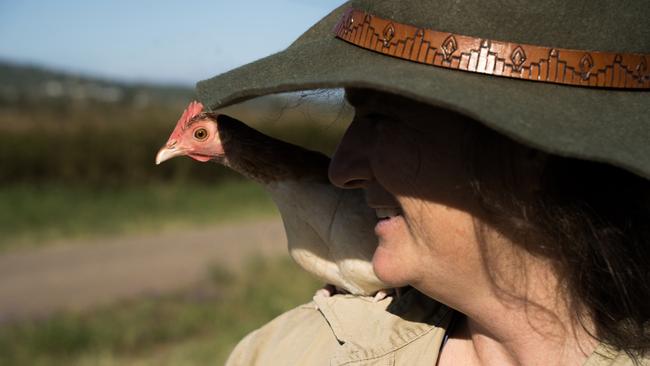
[313,288,452,364]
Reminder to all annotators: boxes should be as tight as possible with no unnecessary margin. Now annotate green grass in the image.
[0,180,278,250]
[0,257,321,366]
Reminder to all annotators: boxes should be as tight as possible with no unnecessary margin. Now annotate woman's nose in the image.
[329,119,373,189]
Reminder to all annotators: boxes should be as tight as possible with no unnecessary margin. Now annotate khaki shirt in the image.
[226,289,645,366]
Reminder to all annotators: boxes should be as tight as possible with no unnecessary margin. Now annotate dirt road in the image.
[0,218,286,323]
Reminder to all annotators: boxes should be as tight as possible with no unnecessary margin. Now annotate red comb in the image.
[168,100,204,143]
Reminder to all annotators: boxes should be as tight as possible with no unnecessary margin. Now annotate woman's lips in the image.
[374,207,402,219]
[374,208,403,237]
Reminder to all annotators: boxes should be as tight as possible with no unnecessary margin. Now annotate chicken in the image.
[155,101,390,297]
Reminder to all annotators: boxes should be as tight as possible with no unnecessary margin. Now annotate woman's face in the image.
[329,89,495,302]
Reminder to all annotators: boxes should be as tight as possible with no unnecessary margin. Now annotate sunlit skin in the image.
[328,88,599,366]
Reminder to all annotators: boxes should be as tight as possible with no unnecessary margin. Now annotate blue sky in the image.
[0,0,346,86]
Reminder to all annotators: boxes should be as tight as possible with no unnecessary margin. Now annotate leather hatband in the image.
[333,8,650,89]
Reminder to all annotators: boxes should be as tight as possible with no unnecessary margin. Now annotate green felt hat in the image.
[197,0,650,179]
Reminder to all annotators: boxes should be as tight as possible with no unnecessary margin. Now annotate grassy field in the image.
[0,257,321,365]
[0,180,277,251]
[0,99,345,251]
[0,101,346,186]
[0,94,341,364]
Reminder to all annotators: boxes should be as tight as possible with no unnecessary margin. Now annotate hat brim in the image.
[197,6,650,180]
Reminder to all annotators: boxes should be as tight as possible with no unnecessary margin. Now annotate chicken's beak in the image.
[155,145,186,165]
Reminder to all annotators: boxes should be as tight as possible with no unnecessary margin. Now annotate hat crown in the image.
[304,0,649,54]
[198,0,650,180]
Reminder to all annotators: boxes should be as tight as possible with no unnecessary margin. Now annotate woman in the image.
[329,87,649,365]
[200,0,649,364]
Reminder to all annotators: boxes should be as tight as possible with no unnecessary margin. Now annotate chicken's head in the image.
[155,101,225,165]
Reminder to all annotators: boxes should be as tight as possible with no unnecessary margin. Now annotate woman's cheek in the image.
[372,126,424,194]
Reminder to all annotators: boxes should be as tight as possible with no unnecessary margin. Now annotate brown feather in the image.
[210,113,331,184]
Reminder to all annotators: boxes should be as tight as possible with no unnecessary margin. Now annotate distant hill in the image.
[0,60,195,108]
[0,59,353,130]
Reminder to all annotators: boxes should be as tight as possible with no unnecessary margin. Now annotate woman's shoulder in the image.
[225,300,335,366]
[225,289,453,366]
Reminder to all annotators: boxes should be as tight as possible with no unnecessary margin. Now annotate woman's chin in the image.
[372,245,411,287]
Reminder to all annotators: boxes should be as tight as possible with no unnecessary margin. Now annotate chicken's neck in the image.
[213,114,331,185]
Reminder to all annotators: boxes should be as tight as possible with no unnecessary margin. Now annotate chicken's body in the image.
[216,115,386,295]
[156,103,389,296]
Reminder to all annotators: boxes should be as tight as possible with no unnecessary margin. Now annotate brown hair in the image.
[465,122,650,360]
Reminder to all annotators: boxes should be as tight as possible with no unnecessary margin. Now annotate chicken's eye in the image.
[193,128,209,141]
